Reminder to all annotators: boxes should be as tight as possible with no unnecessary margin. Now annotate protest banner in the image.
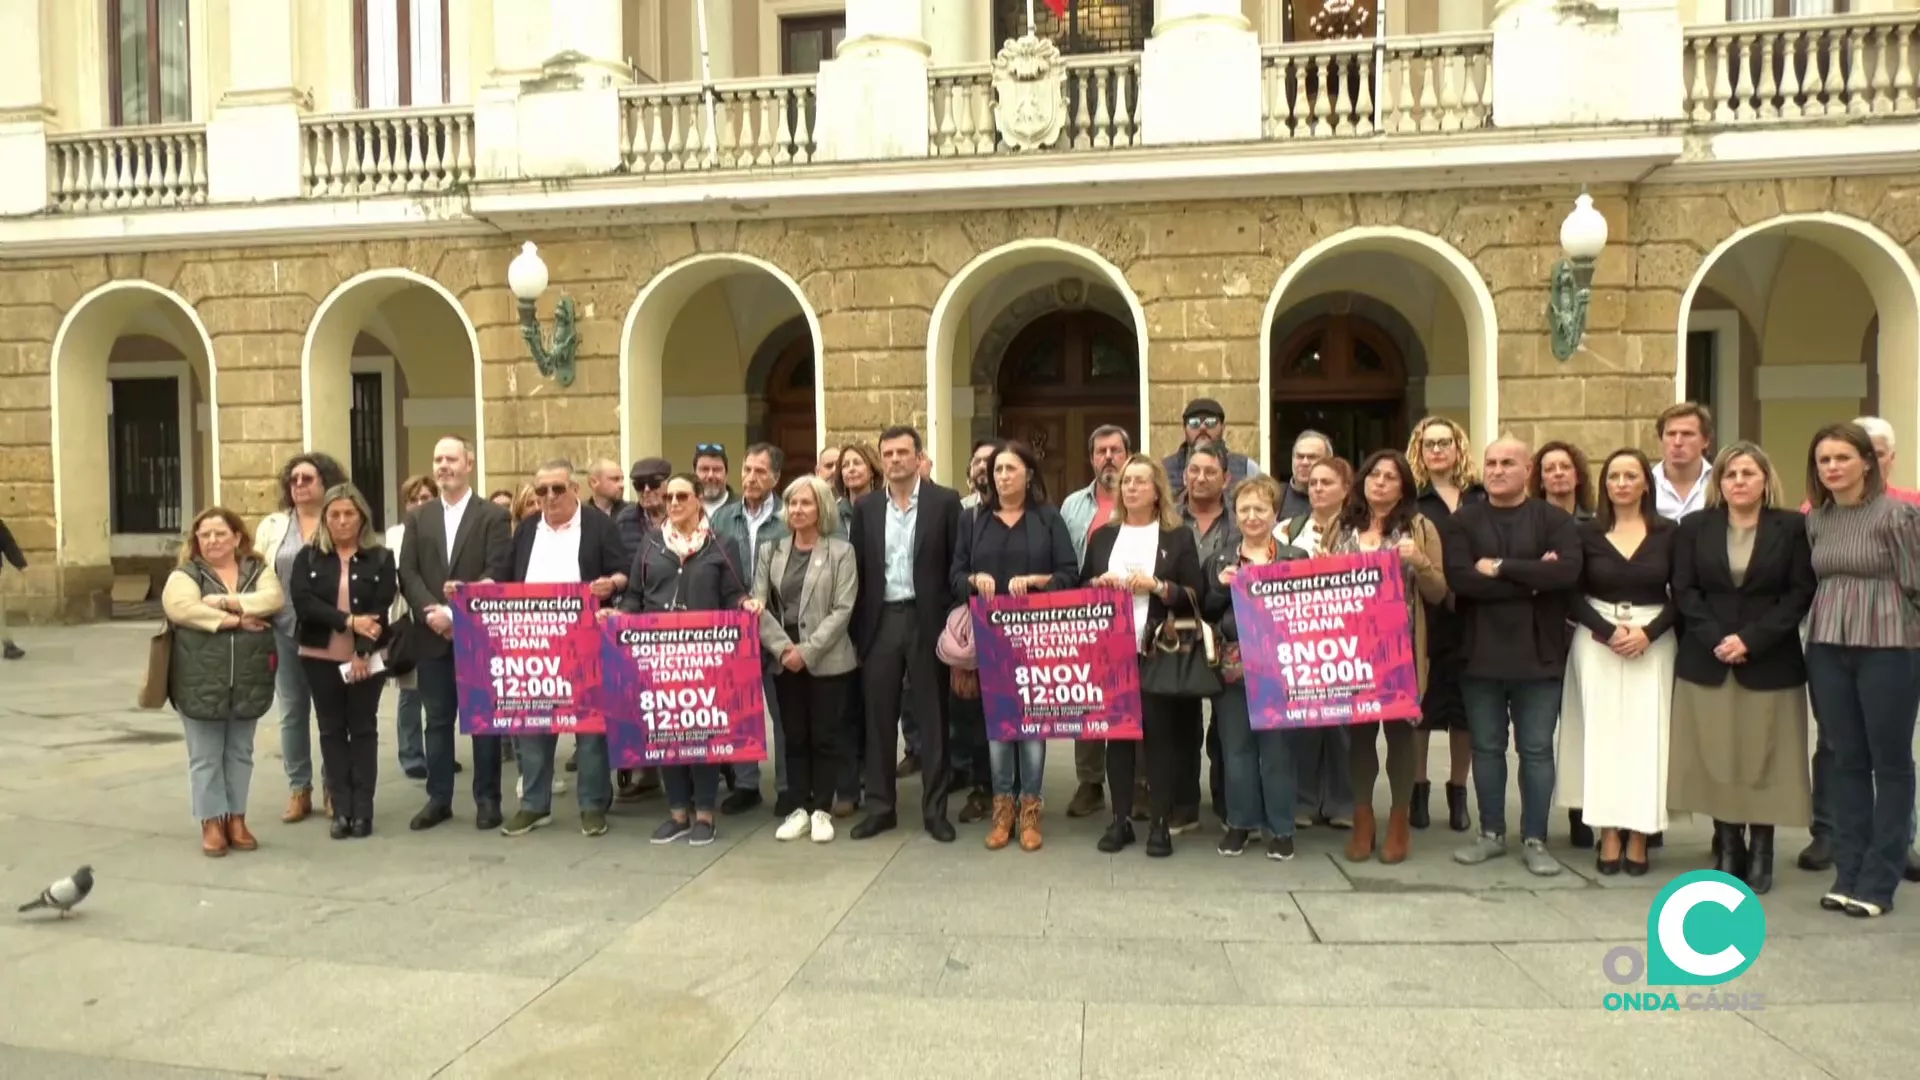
[1230,550,1422,729]
[598,609,768,767]
[971,587,1143,741]
[451,582,602,734]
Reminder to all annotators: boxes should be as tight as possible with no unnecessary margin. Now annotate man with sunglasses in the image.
[1163,398,1260,497]
[694,444,736,518]
[611,456,673,800]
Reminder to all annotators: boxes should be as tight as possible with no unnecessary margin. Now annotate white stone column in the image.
[922,0,984,65]
[476,0,628,181]
[0,0,51,214]
[1491,0,1685,127]
[1140,0,1262,145]
[814,0,932,161]
[206,0,305,203]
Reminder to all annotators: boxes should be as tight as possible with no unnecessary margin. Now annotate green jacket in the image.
[168,558,279,723]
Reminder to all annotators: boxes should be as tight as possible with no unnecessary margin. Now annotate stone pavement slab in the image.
[711,993,1086,1080]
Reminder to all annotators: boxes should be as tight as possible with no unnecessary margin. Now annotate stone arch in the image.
[1261,226,1499,467]
[1677,212,1920,486]
[620,253,825,477]
[969,278,1137,387]
[50,279,221,575]
[301,268,486,499]
[1267,292,1431,387]
[926,239,1150,485]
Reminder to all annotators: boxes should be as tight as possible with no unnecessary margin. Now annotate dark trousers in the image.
[1205,714,1226,812]
[417,653,502,810]
[776,669,853,812]
[950,687,990,794]
[1168,698,1205,813]
[862,603,951,823]
[300,658,383,821]
[1108,691,1188,821]
[842,677,867,803]
[1806,643,1920,908]
[663,765,721,813]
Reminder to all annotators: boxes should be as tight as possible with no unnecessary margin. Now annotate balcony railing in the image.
[1263,33,1493,139]
[620,76,819,174]
[301,108,475,197]
[928,51,1143,156]
[1684,13,1919,122]
[47,125,209,213]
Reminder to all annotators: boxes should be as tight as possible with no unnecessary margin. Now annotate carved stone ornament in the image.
[991,33,1069,152]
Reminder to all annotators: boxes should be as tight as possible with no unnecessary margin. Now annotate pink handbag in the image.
[936,604,976,670]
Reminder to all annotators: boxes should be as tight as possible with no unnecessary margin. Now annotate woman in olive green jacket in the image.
[162,507,284,857]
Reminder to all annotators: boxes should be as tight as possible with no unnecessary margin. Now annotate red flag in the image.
[1044,0,1070,17]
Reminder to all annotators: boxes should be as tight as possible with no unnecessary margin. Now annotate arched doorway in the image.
[1272,310,1409,460]
[762,333,817,488]
[995,309,1140,499]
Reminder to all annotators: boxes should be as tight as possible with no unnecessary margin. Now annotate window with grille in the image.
[109,378,183,535]
[350,371,388,530]
[355,0,450,109]
[108,0,191,126]
[993,0,1152,55]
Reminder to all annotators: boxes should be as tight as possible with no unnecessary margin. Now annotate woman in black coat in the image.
[289,484,397,840]
[1669,442,1817,893]
[1081,454,1203,858]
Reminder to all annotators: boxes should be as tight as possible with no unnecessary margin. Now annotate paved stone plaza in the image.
[0,624,1916,1078]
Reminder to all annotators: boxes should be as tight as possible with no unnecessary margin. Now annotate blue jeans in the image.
[1294,724,1353,820]
[1805,644,1920,907]
[395,688,425,774]
[1809,732,1920,849]
[664,765,721,813]
[273,630,313,790]
[988,739,1045,798]
[1461,675,1562,842]
[1215,683,1297,837]
[516,733,611,815]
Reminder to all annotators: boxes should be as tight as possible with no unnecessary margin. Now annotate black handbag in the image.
[1138,586,1223,699]
[382,614,417,677]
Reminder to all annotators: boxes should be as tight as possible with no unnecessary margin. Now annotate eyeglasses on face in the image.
[1422,437,1456,451]
[1184,417,1222,430]
[665,491,696,504]
[290,473,321,486]
[533,484,570,498]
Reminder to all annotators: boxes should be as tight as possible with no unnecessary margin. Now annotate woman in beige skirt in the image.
[1669,442,1816,894]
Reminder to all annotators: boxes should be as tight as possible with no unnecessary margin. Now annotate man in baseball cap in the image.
[1163,397,1260,496]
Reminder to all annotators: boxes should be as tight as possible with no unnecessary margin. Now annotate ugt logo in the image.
[1600,870,1768,1012]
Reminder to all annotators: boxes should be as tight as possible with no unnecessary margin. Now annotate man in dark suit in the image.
[501,458,629,838]
[848,425,963,842]
[399,434,514,831]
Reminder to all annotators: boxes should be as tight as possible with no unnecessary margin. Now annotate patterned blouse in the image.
[1805,494,1920,649]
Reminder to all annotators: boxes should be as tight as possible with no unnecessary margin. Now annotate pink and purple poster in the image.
[972,588,1143,741]
[451,582,603,735]
[597,610,768,768]
[1230,550,1421,730]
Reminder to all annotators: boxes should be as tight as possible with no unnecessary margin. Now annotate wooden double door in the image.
[1271,310,1409,463]
[996,310,1139,502]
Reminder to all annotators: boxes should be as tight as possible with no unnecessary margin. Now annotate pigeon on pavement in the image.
[17,865,93,918]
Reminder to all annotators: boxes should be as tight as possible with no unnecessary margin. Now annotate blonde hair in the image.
[784,474,840,537]
[1407,416,1480,490]
[311,484,382,554]
[1119,454,1181,531]
[1704,441,1783,510]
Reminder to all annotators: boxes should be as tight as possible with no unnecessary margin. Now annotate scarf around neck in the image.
[663,517,712,562]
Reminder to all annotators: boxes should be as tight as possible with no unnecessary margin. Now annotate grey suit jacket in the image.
[398,492,514,660]
[752,534,858,677]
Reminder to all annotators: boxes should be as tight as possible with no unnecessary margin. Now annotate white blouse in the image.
[1108,523,1161,650]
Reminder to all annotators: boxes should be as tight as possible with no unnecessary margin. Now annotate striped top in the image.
[1806,494,1920,648]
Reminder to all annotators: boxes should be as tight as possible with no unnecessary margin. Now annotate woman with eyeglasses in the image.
[613,473,751,846]
[1405,417,1483,833]
[256,452,349,824]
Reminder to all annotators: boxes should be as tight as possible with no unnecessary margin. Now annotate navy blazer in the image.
[848,480,963,656]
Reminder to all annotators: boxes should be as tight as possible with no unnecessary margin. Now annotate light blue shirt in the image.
[882,479,920,602]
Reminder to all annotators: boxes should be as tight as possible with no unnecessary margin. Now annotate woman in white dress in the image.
[1560,448,1679,875]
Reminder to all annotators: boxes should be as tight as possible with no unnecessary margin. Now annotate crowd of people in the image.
[153,396,1920,917]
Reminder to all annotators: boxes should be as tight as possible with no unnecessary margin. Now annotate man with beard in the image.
[694,444,735,517]
[960,439,996,510]
[1164,398,1260,497]
[1059,424,1132,818]
[1180,445,1240,829]
[584,459,628,519]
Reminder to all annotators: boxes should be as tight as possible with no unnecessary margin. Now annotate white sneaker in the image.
[810,810,835,843]
[775,808,811,841]
[554,777,569,795]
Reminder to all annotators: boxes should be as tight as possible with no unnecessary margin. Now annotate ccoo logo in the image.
[1645,870,1768,986]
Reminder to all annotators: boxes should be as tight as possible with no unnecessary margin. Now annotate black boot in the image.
[1444,782,1471,832]
[1410,781,1431,830]
[1568,809,1594,849]
[1798,834,1834,871]
[1746,825,1774,895]
[1712,820,1750,880]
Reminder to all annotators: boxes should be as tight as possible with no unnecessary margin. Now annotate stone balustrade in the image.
[1683,12,1919,122]
[928,51,1143,156]
[46,125,209,213]
[300,108,476,197]
[620,77,819,174]
[1262,33,1493,140]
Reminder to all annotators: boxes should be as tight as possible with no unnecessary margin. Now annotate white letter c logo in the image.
[1658,880,1747,978]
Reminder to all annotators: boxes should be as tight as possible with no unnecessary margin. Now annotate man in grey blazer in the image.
[399,435,514,831]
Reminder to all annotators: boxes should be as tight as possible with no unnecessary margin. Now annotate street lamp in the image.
[1549,192,1608,361]
[508,241,578,387]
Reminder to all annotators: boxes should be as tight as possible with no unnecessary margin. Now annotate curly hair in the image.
[1406,416,1480,491]
[275,452,350,511]
[1527,440,1594,514]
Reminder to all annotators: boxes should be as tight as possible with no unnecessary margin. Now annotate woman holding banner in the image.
[1082,455,1203,857]
[1203,475,1311,860]
[952,440,1080,852]
[1279,458,1357,836]
[1322,451,1450,865]
[617,473,749,847]
[755,474,859,846]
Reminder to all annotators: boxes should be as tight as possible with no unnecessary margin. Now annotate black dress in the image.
[1414,483,1486,730]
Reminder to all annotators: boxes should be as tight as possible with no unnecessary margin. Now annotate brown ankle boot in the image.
[1381,807,1411,864]
[1017,795,1043,852]
[985,796,1016,850]
[1345,805,1377,862]
[282,787,312,823]
[226,814,258,851]
[202,817,230,857]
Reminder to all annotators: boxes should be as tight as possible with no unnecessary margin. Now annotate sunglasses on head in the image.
[695,443,725,455]
[533,484,570,497]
